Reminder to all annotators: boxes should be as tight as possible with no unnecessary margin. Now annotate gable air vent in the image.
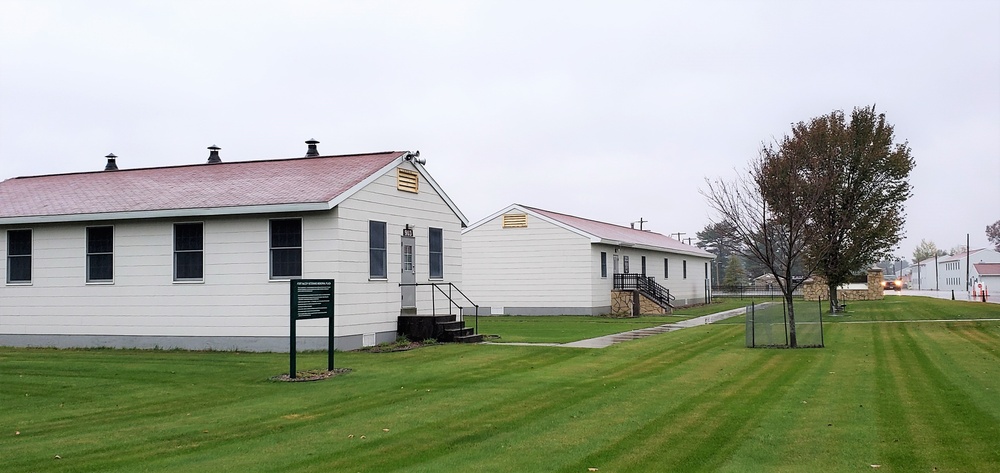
[502,214,528,228]
[397,168,419,193]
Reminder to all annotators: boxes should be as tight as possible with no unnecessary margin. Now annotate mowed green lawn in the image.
[2,298,999,472]
[475,298,750,343]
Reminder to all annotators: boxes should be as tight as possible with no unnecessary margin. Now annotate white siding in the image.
[0,161,465,345]
[589,244,713,308]
[463,213,593,312]
[333,161,464,329]
[0,217,290,337]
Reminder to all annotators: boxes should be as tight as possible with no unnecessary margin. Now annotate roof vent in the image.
[104,153,119,171]
[207,145,222,164]
[305,139,320,157]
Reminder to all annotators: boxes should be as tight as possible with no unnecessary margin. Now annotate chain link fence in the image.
[745,299,824,348]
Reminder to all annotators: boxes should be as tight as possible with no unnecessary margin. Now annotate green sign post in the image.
[289,279,335,379]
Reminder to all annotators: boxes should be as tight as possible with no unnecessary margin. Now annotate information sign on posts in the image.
[289,279,335,379]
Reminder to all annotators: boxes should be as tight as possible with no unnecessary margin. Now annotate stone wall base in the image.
[610,290,669,317]
[802,269,885,302]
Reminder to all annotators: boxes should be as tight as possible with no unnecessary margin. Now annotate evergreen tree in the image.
[722,255,747,287]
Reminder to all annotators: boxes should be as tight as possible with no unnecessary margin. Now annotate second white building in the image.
[462,204,715,315]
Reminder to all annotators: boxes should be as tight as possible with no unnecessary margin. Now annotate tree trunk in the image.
[785,292,798,348]
[827,281,840,313]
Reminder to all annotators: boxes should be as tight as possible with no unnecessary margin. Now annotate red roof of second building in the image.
[523,205,713,257]
[0,152,405,219]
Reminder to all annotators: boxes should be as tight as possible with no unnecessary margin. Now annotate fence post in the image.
[819,299,825,347]
[782,297,788,347]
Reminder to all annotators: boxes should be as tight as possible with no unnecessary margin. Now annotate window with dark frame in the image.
[270,219,302,279]
[623,255,630,274]
[429,227,443,279]
[664,258,669,279]
[601,252,607,278]
[683,260,688,279]
[641,256,646,276]
[174,223,204,280]
[369,221,387,279]
[6,229,31,283]
[86,226,114,282]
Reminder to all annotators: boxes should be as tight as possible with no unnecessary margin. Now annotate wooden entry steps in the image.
[397,315,483,344]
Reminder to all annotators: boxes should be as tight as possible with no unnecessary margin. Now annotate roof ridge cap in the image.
[524,205,666,235]
[8,151,405,181]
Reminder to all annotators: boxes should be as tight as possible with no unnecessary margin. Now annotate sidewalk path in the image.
[485,303,774,349]
[891,290,999,304]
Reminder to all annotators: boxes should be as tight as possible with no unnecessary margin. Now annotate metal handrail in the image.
[399,282,481,335]
[614,273,674,308]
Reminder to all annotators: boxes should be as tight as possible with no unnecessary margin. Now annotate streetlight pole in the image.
[935,254,939,291]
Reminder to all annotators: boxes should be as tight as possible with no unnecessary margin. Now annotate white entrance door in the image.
[401,235,416,309]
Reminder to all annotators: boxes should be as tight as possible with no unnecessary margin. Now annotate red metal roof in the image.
[974,263,1000,276]
[522,205,714,258]
[0,152,406,219]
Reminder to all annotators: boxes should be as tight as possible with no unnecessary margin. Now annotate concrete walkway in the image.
[484,304,772,349]
[890,290,999,304]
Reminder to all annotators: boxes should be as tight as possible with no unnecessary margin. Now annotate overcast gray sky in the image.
[2,0,998,258]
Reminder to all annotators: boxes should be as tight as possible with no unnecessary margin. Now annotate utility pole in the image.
[966,233,970,296]
[683,237,694,245]
[672,232,685,241]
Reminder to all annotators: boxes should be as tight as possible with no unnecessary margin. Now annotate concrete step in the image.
[453,333,483,343]
[437,321,465,331]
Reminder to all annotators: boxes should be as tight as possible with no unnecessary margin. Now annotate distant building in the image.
[936,249,1000,292]
[0,143,467,351]
[972,263,1000,296]
[752,273,778,289]
[906,256,938,290]
[461,204,714,315]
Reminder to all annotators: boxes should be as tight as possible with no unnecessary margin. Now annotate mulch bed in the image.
[269,368,352,382]
[357,340,428,353]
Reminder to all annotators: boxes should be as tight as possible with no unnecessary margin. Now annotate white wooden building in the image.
[0,143,468,351]
[936,248,1000,292]
[972,263,1000,297]
[461,204,715,315]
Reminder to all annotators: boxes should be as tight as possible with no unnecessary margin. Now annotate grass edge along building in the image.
[0,142,468,352]
[461,204,715,316]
